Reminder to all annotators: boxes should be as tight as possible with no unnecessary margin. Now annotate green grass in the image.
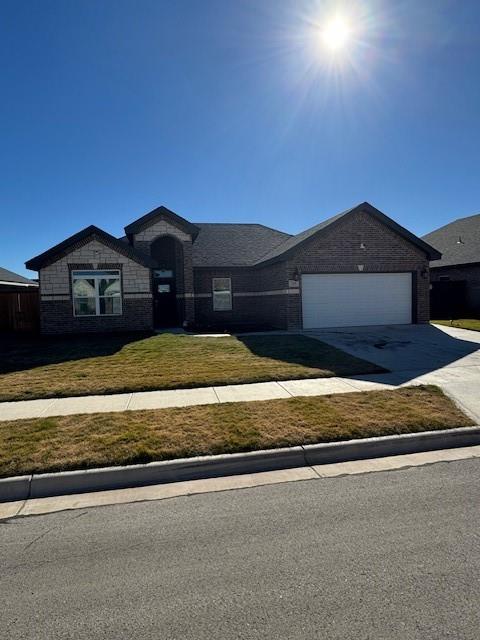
[433,319,480,332]
[0,386,471,478]
[0,332,386,402]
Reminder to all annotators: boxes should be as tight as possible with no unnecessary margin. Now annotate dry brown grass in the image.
[0,332,385,402]
[0,385,471,478]
[433,319,480,332]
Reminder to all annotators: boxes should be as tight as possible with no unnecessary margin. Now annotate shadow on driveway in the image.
[304,324,480,386]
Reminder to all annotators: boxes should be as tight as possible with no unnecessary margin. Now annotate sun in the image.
[321,16,352,52]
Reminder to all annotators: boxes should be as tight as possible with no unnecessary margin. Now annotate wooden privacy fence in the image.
[0,290,39,332]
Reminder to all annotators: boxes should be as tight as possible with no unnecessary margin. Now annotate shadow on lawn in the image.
[0,332,152,374]
[237,334,386,375]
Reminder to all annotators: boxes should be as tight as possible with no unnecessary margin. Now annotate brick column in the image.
[182,240,195,325]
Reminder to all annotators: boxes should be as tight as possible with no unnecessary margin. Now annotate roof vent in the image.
[457,236,465,244]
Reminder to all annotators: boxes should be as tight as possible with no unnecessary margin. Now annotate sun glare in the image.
[321,16,351,52]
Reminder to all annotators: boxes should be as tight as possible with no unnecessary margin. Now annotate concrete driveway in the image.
[306,323,480,421]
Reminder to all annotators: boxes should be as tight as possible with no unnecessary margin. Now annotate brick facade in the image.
[33,206,432,334]
[193,263,290,329]
[193,210,430,330]
[132,219,191,255]
[38,239,153,334]
[132,216,195,325]
[430,263,480,313]
[40,298,153,334]
[284,210,430,330]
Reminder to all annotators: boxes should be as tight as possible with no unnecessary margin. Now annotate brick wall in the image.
[284,210,430,329]
[192,211,430,330]
[132,218,195,325]
[430,263,480,313]
[193,263,290,328]
[40,298,153,334]
[38,239,153,334]
[36,209,431,333]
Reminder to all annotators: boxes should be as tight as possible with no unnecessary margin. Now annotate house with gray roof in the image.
[423,213,480,317]
[0,266,38,292]
[25,202,440,334]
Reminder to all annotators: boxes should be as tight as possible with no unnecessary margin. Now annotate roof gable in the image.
[422,213,480,268]
[124,206,200,239]
[255,202,441,266]
[25,225,156,271]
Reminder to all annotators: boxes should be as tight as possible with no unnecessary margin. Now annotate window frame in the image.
[71,269,123,318]
[212,277,232,312]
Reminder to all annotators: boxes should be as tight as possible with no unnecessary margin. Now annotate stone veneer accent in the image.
[132,217,196,325]
[39,239,153,334]
[133,219,191,254]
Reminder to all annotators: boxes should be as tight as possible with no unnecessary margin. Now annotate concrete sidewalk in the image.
[1,324,479,423]
[1,364,480,422]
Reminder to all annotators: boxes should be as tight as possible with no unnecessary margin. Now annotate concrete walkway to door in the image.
[0,324,479,423]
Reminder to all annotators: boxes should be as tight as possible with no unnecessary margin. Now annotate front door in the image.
[153,271,178,327]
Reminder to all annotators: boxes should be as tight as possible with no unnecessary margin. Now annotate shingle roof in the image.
[25,202,441,273]
[422,213,480,268]
[0,266,38,286]
[191,223,291,267]
[26,225,156,271]
[254,202,441,266]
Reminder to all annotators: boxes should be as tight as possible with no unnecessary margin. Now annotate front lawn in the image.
[0,386,472,478]
[433,319,480,332]
[0,333,385,402]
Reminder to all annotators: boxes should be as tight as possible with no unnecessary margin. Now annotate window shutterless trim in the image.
[71,269,123,317]
[212,277,232,311]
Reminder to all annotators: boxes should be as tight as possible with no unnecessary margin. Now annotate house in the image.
[25,202,441,334]
[423,213,480,317]
[0,266,38,292]
[0,267,39,332]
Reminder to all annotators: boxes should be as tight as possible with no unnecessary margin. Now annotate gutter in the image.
[1,426,479,503]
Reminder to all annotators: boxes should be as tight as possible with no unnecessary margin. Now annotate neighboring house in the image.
[0,266,38,292]
[25,202,440,334]
[0,267,39,332]
[423,213,480,317]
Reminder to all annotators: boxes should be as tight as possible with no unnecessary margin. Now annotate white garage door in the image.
[302,273,412,329]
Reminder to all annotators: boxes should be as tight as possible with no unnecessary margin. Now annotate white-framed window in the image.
[72,270,122,317]
[212,277,232,311]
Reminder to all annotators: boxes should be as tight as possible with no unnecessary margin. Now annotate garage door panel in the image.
[302,273,412,329]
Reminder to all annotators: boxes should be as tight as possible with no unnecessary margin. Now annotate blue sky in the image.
[1,0,479,276]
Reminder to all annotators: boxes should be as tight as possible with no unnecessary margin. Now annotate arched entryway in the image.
[150,235,184,328]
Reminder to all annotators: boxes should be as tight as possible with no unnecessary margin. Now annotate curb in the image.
[1,426,479,502]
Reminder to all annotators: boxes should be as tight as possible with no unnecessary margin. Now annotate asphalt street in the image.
[1,458,479,639]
